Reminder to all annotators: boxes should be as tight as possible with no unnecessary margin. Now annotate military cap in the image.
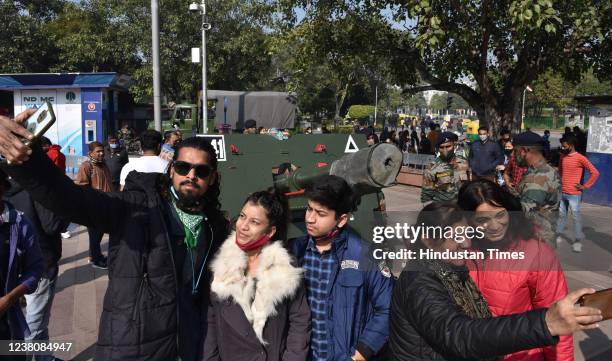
[436,131,459,147]
[513,131,544,146]
[244,119,257,129]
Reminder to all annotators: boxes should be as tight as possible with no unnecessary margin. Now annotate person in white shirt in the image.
[119,129,169,190]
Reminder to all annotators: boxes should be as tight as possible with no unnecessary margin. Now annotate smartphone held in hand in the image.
[22,101,56,146]
[579,288,612,321]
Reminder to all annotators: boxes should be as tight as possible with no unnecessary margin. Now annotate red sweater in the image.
[558,152,599,195]
[469,239,572,361]
[46,145,66,174]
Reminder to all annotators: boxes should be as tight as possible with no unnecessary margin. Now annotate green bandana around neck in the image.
[172,197,204,249]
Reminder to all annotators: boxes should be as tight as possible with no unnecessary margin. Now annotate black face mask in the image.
[504,149,512,155]
[559,148,570,155]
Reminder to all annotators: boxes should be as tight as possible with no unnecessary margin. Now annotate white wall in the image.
[14,88,83,155]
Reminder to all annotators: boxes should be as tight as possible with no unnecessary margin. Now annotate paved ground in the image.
[46,185,611,360]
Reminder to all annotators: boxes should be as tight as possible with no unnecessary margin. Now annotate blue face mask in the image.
[110,143,118,149]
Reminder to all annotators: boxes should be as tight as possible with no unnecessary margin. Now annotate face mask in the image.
[313,227,341,243]
[504,149,512,156]
[439,150,455,161]
[559,148,570,155]
[479,135,488,142]
[235,233,271,252]
[110,143,118,149]
[89,156,103,165]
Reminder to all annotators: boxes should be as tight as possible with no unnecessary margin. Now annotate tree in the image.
[40,0,277,103]
[406,93,428,112]
[0,1,62,73]
[272,7,406,122]
[574,69,612,96]
[281,1,610,134]
[395,0,610,134]
[429,93,447,112]
[530,70,575,128]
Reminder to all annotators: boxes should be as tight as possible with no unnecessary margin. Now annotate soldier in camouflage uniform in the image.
[510,131,561,244]
[421,132,471,203]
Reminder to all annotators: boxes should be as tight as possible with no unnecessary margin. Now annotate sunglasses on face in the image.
[173,160,213,178]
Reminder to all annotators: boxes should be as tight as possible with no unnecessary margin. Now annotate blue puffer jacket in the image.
[290,229,394,360]
[0,202,43,339]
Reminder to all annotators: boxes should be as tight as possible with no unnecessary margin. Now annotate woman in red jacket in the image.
[458,179,573,361]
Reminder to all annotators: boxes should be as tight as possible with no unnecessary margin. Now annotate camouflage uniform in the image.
[512,159,561,243]
[421,154,470,203]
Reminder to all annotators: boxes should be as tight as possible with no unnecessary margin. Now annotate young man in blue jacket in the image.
[290,175,394,361]
[0,169,43,353]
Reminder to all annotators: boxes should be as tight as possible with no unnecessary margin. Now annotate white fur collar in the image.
[210,231,303,344]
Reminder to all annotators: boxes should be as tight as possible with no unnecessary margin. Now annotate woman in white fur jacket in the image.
[203,191,311,361]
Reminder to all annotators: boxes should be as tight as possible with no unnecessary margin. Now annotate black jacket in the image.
[104,146,129,189]
[468,140,504,177]
[3,179,67,273]
[2,146,228,361]
[389,260,558,361]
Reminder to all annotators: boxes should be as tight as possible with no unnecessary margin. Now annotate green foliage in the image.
[574,69,612,96]
[347,105,375,119]
[270,7,410,121]
[3,0,278,104]
[406,93,428,110]
[0,1,60,73]
[428,93,446,111]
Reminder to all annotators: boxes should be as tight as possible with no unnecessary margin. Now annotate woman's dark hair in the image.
[243,190,289,241]
[457,179,533,249]
[305,175,356,218]
[414,202,466,249]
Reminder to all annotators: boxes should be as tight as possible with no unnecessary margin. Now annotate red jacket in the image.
[46,145,66,174]
[469,238,572,361]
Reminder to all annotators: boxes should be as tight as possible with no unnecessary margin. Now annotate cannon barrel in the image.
[274,143,402,194]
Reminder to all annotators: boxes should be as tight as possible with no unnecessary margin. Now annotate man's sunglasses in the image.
[173,161,213,178]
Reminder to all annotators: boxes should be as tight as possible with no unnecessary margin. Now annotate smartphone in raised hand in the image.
[22,101,56,146]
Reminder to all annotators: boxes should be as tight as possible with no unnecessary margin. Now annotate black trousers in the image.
[87,227,105,262]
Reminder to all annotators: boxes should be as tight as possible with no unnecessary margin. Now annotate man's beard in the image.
[174,181,205,213]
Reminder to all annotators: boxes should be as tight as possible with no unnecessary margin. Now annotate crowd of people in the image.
[0,107,606,361]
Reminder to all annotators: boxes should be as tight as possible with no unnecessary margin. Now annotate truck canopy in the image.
[207,90,297,130]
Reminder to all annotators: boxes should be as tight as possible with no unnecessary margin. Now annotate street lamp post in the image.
[374,85,378,126]
[521,86,533,131]
[190,1,210,134]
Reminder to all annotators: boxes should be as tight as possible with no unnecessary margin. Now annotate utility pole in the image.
[151,0,162,131]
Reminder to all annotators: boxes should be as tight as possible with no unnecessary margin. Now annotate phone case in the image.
[579,288,612,321]
[23,101,56,146]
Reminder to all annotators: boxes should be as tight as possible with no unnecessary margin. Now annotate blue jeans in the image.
[25,266,58,361]
[556,193,584,242]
